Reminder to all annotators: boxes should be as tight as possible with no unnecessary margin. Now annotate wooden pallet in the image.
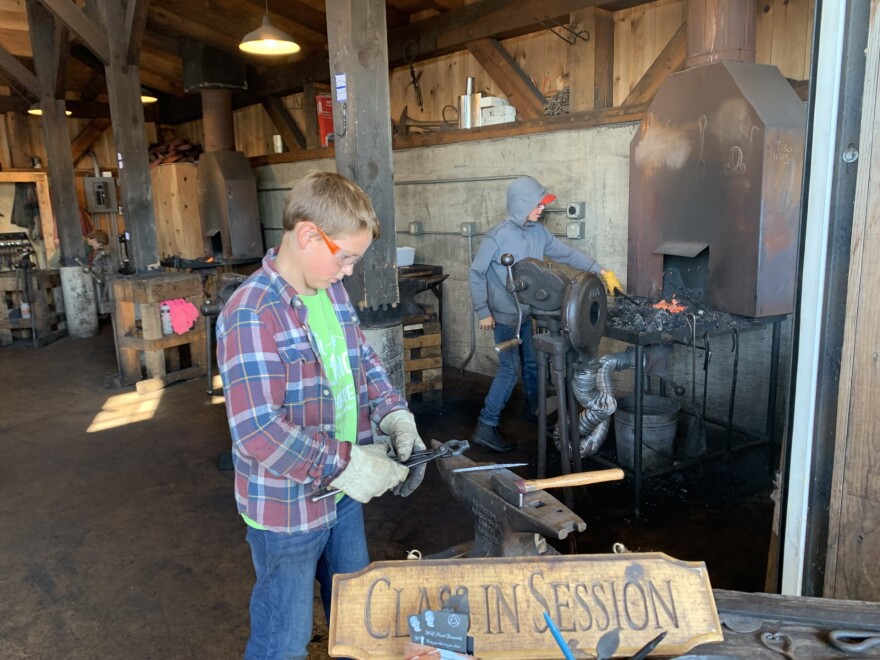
[0,269,67,347]
[110,272,206,394]
[403,309,442,408]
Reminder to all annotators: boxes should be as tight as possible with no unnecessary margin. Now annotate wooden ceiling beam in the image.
[71,116,111,163]
[621,21,686,107]
[124,0,150,66]
[138,67,184,97]
[0,44,41,96]
[146,6,240,54]
[434,0,608,52]
[254,0,605,98]
[247,0,328,36]
[0,95,32,113]
[38,0,109,64]
[466,38,546,120]
[261,95,306,150]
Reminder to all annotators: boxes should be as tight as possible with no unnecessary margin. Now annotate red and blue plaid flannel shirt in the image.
[216,248,406,533]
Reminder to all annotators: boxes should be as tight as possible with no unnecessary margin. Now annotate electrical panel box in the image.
[566,202,586,219]
[408,222,424,235]
[84,176,117,213]
[566,222,585,239]
[460,222,477,237]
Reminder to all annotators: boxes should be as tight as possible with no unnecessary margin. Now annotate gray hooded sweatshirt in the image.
[468,176,601,326]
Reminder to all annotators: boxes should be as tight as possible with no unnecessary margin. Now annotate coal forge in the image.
[605,279,765,345]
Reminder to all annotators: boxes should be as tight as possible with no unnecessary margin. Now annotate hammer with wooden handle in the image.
[491,468,625,508]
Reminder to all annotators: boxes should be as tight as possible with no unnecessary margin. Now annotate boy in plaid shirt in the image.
[217,172,425,659]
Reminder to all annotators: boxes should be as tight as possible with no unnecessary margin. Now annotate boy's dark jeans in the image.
[478,318,537,427]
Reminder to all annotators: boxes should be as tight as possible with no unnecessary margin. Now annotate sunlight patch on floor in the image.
[210,374,225,405]
[87,390,165,433]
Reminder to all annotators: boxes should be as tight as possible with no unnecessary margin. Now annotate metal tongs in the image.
[310,439,470,501]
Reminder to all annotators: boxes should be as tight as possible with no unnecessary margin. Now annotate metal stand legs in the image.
[534,333,579,509]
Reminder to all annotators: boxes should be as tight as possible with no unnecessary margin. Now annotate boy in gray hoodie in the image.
[468,176,621,453]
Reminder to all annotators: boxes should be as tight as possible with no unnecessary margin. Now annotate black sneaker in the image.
[471,421,517,453]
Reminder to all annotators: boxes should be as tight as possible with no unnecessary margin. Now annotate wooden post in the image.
[593,8,615,109]
[96,0,160,272]
[326,0,399,321]
[26,0,83,265]
[825,0,880,602]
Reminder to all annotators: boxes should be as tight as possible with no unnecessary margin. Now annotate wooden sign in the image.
[329,553,723,659]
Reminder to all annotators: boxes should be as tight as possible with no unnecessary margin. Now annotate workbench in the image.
[110,272,205,393]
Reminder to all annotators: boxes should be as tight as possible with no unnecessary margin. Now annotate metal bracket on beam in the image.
[535,16,590,45]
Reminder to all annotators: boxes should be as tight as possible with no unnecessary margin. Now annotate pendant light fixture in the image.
[140,89,159,104]
[239,0,300,56]
[28,103,72,116]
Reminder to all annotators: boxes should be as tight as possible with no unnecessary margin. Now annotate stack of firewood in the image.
[148,139,203,167]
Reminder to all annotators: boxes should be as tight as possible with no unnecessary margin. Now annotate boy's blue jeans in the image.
[478,319,537,427]
[244,495,369,660]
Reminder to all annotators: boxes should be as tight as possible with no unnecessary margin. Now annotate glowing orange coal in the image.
[652,297,687,313]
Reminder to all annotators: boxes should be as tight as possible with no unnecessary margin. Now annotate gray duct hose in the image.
[567,351,636,457]
[458,232,477,376]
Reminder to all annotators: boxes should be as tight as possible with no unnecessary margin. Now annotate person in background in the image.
[468,175,622,453]
[85,229,109,267]
[216,172,426,659]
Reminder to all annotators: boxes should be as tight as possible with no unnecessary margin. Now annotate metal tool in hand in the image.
[399,438,469,467]
[310,439,469,501]
[495,253,523,353]
[403,40,423,111]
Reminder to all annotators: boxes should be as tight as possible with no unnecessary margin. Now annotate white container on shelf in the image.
[396,247,415,267]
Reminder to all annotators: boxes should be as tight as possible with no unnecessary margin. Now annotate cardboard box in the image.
[481,115,516,126]
[481,105,516,119]
[479,95,509,108]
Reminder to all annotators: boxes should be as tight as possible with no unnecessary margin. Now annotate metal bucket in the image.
[614,395,680,471]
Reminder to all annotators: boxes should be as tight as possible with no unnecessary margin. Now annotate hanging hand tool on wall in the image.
[403,40,424,111]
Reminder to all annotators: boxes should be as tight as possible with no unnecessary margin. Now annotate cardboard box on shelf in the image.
[478,95,510,108]
[481,115,516,126]
[481,105,516,119]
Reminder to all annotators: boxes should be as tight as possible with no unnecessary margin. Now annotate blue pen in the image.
[542,611,576,660]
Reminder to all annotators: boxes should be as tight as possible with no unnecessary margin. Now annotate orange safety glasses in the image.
[313,224,362,267]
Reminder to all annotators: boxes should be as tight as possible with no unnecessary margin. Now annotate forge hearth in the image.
[627,0,806,319]
[605,294,766,346]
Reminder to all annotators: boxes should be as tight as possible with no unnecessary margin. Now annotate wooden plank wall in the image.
[0,0,815,161]
[825,0,880,603]
[0,113,155,172]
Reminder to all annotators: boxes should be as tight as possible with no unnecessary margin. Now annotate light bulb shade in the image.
[239,15,300,55]
[28,103,71,116]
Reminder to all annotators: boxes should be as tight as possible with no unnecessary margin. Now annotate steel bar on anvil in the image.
[432,442,586,558]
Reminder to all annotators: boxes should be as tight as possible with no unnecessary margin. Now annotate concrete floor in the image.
[0,326,774,659]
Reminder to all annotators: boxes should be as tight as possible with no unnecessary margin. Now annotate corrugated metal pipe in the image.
[568,352,635,457]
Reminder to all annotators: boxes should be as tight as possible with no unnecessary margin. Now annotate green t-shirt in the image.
[243,289,358,528]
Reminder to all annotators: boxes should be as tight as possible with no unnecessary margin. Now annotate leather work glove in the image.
[379,409,423,462]
[393,435,427,498]
[329,443,409,504]
[600,270,623,296]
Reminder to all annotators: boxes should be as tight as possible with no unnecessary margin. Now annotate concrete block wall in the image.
[253,124,791,439]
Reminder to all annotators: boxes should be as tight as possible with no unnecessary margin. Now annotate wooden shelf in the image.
[110,272,206,394]
[0,269,66,347]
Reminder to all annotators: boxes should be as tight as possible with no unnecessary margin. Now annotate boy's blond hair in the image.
[282,172,380,239]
